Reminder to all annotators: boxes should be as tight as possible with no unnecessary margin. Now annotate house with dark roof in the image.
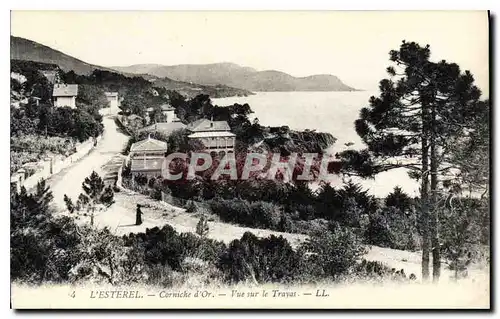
[138,122,187,136]
[53,84,78,108]
[129,136,168,178]
[187,119,235,156]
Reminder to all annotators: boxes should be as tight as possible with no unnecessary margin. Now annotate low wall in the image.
[115,116,133,136]
[21,136,102,191]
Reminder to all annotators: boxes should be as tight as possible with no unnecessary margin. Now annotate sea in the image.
[212,91,420,198]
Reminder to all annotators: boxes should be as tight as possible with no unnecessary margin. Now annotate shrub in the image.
[364,207,420,251]
[134,174,148,186]
[11,135,76,156]
[209,199,281,230]
[129,225,184,271]
[218,232,301,284]
[145,263,174,287]
[353,259,394,282]
[195,216,209,238]
[178,232,226,264]
[385,186,414,215]
[185,201,198,213]
[440,197,489,279]
[299,223,367,280]
[11,183,82,283]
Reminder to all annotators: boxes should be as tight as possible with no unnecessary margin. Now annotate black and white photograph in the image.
[9,10,490,309]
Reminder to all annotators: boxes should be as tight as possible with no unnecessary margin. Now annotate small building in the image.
[138,122,187,136]
[145,104,179,124]
[159,104,179,123]
[104,92,119,114]
[129,136,168,178]
[187,119,236,156]
[53,84,78,108]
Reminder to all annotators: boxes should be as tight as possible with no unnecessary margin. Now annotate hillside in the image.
[10,36,252,98]
[112,62,357,92]
[11,36,113,75]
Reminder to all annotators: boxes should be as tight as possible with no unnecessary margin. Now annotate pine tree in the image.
[196,215,209,238]
[71,171,115,225]
[339,40,486,282]
[63,194,75,213]
[385,186,413,215]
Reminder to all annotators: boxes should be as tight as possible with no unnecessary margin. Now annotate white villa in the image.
[145,103,180,124]
[160,104,179,123]
[186,119,236,156]
[53,84,78,108]
[104,92,120,114]
[129,136,168,178]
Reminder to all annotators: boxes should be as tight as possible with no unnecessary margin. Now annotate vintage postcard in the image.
[10,10,490,309]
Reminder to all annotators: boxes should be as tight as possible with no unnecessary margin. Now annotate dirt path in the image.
[47,116,129,209]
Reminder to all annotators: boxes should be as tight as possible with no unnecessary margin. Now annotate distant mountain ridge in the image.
[112,62,356,92]
[10,36,252,98]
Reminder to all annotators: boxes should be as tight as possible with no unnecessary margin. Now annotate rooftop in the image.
[160,104,175,111]
[186,119,231,132]
[53,84,78,97]
[130,136,168,153]
[138,122,187,136]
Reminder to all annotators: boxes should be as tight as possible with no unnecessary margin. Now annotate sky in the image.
[11,11,489,94]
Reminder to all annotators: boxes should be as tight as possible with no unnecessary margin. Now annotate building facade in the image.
[187,119,236,156]
[145,104,180,125]
[53,84,78,108]
[129,136,168,179]
[104,92,119,114]
[160,104,179,123]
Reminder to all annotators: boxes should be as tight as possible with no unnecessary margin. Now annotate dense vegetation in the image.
[126,163,489,260]
[11,180,410,286]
